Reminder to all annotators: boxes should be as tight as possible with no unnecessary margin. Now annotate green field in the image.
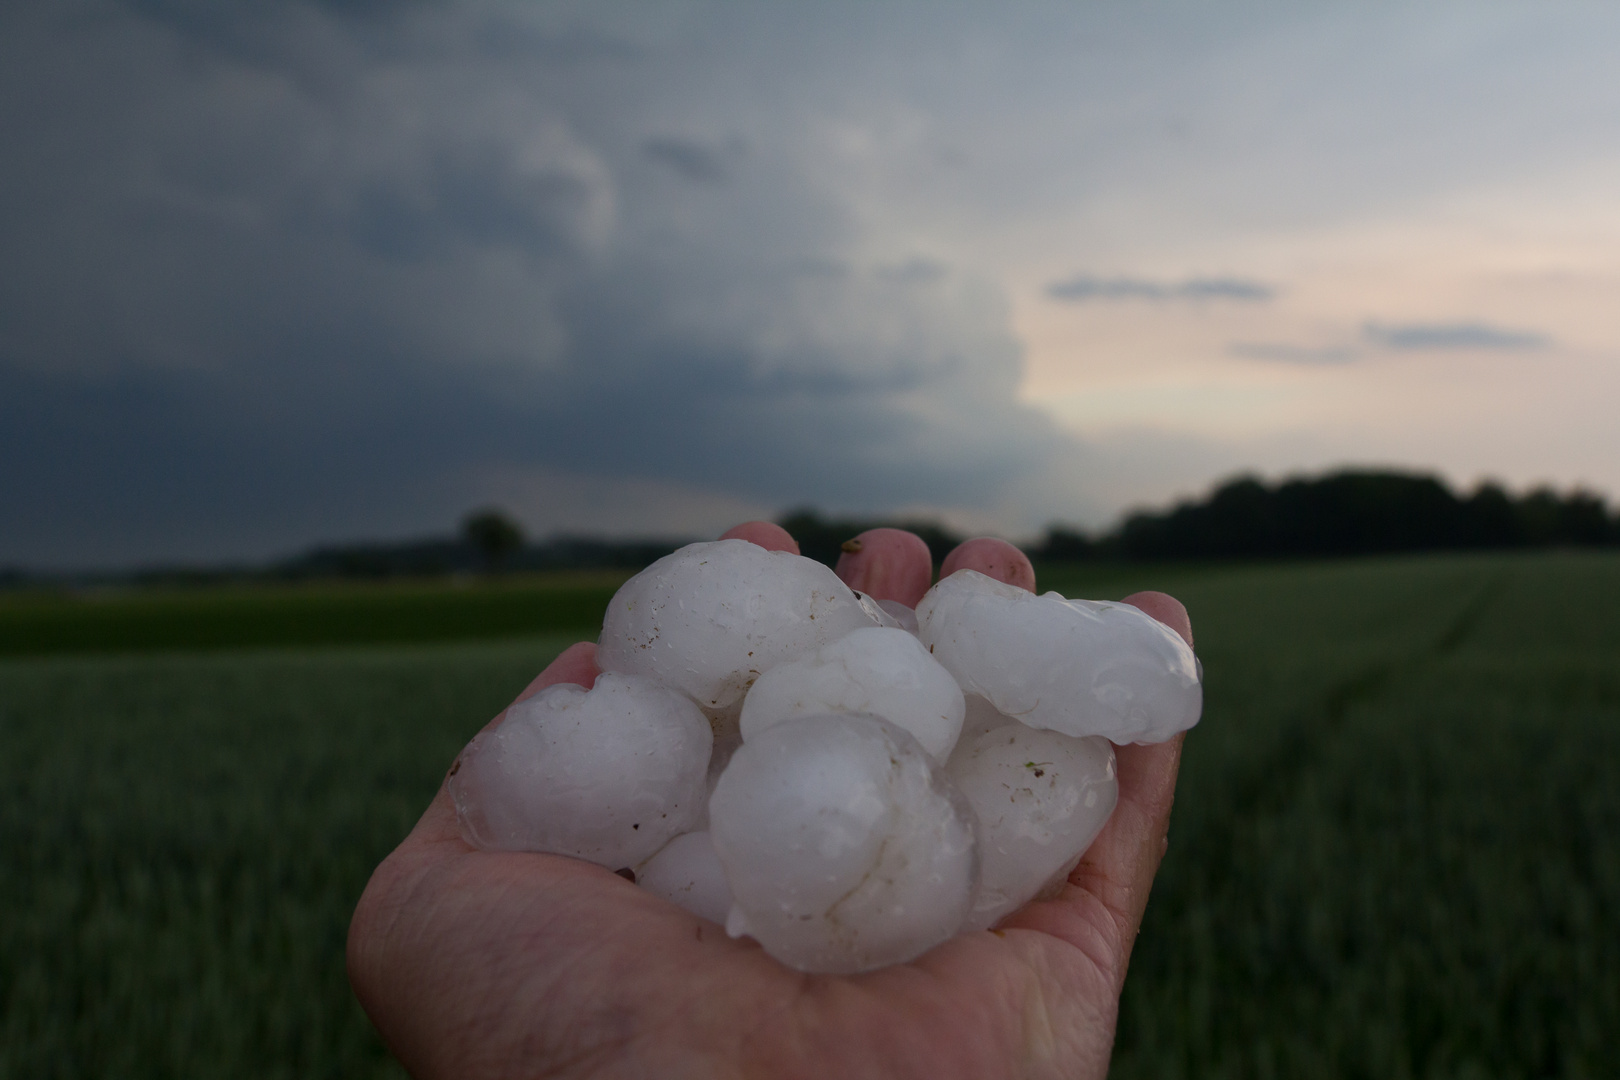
[2,553,1616,1077]
[0,572,631,657]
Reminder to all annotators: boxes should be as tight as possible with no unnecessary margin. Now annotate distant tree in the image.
[461,509,526,572]
[1035,526,1097,562]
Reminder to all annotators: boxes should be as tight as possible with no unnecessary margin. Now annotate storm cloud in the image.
[1047,276,1275,303]
[0,1,1064,566]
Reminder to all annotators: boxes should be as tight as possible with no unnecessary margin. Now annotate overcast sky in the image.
[4,1,1619,568]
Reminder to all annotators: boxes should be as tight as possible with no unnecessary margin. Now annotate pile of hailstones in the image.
[450,539,1201,975]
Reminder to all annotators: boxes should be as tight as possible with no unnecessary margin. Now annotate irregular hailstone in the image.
[636,831,734,925]
[709,712,978,974]
[946,725,1118,930]
[916,571,1202,744]
[597,540,874,720]
[852,591,904,630]
[449,673,712,869]
[739,626,966,761]
[959,692,1015,747]
[876,599,919,635]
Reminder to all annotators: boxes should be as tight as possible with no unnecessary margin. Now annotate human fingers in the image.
[1120,591,1192,647]
[1003,594,1191,988]
[834,527,934,607]
[721,520,801,554]
[939,538,1037,593]
[514,641,602,702]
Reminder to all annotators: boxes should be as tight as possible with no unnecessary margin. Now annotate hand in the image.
[348,523,1191,1079]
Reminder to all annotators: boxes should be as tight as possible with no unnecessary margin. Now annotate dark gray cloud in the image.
[641,137,738,185]
[0,0,1065,567]
[1363,321,1551,351]
[1047,275,1275,302]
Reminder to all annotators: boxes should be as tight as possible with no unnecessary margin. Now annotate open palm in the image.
[349,523,1190,1080]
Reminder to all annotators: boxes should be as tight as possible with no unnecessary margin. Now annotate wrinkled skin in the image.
[348,524,1193,1080]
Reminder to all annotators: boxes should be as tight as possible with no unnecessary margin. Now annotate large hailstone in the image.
[636,831,734,925]
[597,540,875,719]
[916,571,1202,744]
[449,673,712,868]
[739,626,966,761]
[709,712,978,974]
[946,725,1118,930]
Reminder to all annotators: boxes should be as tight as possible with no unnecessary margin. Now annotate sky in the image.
[4,0,1619,568]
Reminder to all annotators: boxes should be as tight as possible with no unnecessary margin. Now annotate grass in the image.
[1,552,1616,1077]
[0,572,630,657]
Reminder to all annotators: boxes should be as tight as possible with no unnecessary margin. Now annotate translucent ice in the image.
[852,591,904,629]
[946,725,1117,930]
[709,712,978,974]
[597,540,874,718]
[636,831,734,925]
[916,570,1202,744]
[739,626,966,761]
[876,599,920,634]
[449,673,712,868]
[958,693,1015,746]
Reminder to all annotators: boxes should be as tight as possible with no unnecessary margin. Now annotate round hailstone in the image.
[946,725,1118,930]
[597,540,875,721]
[739,626,966,761]
[915,570,1202,744]
[636,831,733,925]
[449,673,712,869]
[709,712,978,974]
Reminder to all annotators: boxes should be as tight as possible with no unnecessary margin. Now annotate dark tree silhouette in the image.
[461,509,525,572]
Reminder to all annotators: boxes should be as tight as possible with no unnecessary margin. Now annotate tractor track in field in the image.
[1183,566,1512,862]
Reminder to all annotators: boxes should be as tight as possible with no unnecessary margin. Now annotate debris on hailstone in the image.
[915,570,1202,744]
[709,712,978,973]
[450,540,1203,974]
[740,626,966,761]
[448,673,712,868]
[946,724,1118,930]
[596,539,873,721]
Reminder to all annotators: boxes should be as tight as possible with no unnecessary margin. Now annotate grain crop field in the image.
[2,552,1616,1077]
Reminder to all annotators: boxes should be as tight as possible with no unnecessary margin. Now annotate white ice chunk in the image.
[915,570,1202,744]
[449,673,712,869]
[739,627,966,761]
[636,831,734,924]
[947,725,1118,930]
[958,693,1015,747]
[597,540,873,718]
[709,712,978,974]
[853,590,904,629]
[876,599,920,635]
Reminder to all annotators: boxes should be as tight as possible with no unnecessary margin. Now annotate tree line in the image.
[7,470,1614,587]
[1038,470,1619,561]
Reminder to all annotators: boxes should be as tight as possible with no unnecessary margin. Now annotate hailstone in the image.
[916,570,1202,744]
[597,540,874,721]
[709,712,978,974]
[636,831,734,925]
[946,725,1118,930]
[739,626,966,761]
[852,591,905,630]
[958,692,1015,747]
[876,598,920,634]
[449,673,712,868]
